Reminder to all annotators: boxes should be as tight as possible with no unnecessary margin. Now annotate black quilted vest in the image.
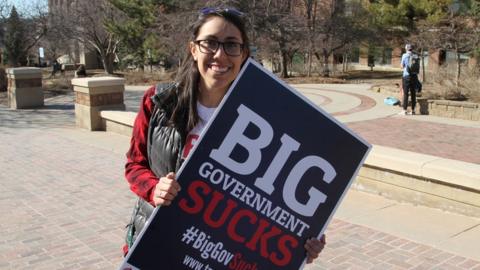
[127,82,185,247]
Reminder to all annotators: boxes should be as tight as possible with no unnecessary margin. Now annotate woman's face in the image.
[190,16,247,103]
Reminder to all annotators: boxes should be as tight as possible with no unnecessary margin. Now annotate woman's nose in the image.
[213,44,228,58]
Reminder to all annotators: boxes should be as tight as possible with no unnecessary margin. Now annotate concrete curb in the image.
[366,145,480,192]
[100,110,135,137]
[99,110,480,216]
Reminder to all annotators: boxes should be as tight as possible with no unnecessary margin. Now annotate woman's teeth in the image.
[210,65,229,72]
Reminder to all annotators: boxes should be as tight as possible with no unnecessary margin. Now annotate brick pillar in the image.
[428,49,442,73]
[7,67,43,109]
[391,47,403,68]
[359,46,369,66]
[72,77,125,131]
[468,56,478,69]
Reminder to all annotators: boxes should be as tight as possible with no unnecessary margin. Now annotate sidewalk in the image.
[295,84,480,165]
[1,86,479,269]
[310,189,480,269]
[347,116,480,165]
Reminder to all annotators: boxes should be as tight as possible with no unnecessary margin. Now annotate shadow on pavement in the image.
[0,94,75,129]
[41,104,75,110]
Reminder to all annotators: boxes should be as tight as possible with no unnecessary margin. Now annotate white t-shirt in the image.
[181,101,216,159]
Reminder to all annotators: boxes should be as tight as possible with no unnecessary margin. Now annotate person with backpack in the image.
[400,43,420,115]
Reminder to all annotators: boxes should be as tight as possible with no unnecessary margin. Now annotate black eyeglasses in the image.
[199,7,244,17]
[194,40,244,57]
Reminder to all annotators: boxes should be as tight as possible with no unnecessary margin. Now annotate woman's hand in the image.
[152,172,182,206]
[305,234,326,264]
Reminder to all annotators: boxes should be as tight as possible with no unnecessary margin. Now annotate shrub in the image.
[429,65,480,102]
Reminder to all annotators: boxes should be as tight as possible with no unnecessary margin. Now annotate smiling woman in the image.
[123,8,251,256]
[122,6,326,264]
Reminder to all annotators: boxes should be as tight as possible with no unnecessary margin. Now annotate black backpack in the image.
[407,53,420,75]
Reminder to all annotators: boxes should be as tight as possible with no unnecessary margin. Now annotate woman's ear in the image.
[190,41,198,61]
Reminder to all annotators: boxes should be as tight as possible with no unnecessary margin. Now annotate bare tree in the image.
[149,1,200,70]
[303,0,318,77]
[290,0,371,77]
[411,22,437,83]
[311,0,372,76]
[148,0,244,70]
[2,1,48,66]
[420,14,480,88]
[49,0,120,74]
[22,2,49,66]
[243,0,305,78]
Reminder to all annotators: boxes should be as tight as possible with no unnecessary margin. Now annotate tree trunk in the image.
[138,50,145,72]
[421,48,426,83]
[456,51,461,89]
[280,49,289,78]
[289,55,293,77]
[306,0,317,77]
[270,55,274,72]
[102,52,115,74]
[322,48,330,77]
[307,50,312,77]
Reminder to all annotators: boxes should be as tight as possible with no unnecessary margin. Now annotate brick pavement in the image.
[1,123,478,270]
[347,117,480,165]
[0,99,136,269]
[0,126,135,269]
[307,219,480,270]
[298,84,480,165]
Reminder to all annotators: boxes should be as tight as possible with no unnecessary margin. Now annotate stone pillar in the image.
[468,56,478,69]
[428,49,443,73]
[72,77,126,131]
[7,67,43,109]
[391,47,403,68]
[359,46,369,66]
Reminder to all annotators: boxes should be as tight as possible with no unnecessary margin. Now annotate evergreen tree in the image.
[366,0,453,38]
[106,0,157,70]
[4,6,27,66]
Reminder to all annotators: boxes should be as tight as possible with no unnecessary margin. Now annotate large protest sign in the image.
[119,59,371,270]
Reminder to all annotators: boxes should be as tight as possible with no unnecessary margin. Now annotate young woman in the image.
[124,7,325,264]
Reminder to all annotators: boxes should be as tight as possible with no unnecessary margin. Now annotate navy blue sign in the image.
[120,59,371,270]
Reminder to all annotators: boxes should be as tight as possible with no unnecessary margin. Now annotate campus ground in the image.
[1,68,478,106]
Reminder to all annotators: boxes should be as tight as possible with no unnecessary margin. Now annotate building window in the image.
[372,47,392,65]
[348,48,360,63]
[446,51,469,65]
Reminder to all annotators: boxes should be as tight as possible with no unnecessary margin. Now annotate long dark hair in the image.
[168,9,251,136]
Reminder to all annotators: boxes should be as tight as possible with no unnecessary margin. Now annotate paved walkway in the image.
[124,84,480,165]
[0,94,134,269]
[296,84,480,165]
[1,84,479,269]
